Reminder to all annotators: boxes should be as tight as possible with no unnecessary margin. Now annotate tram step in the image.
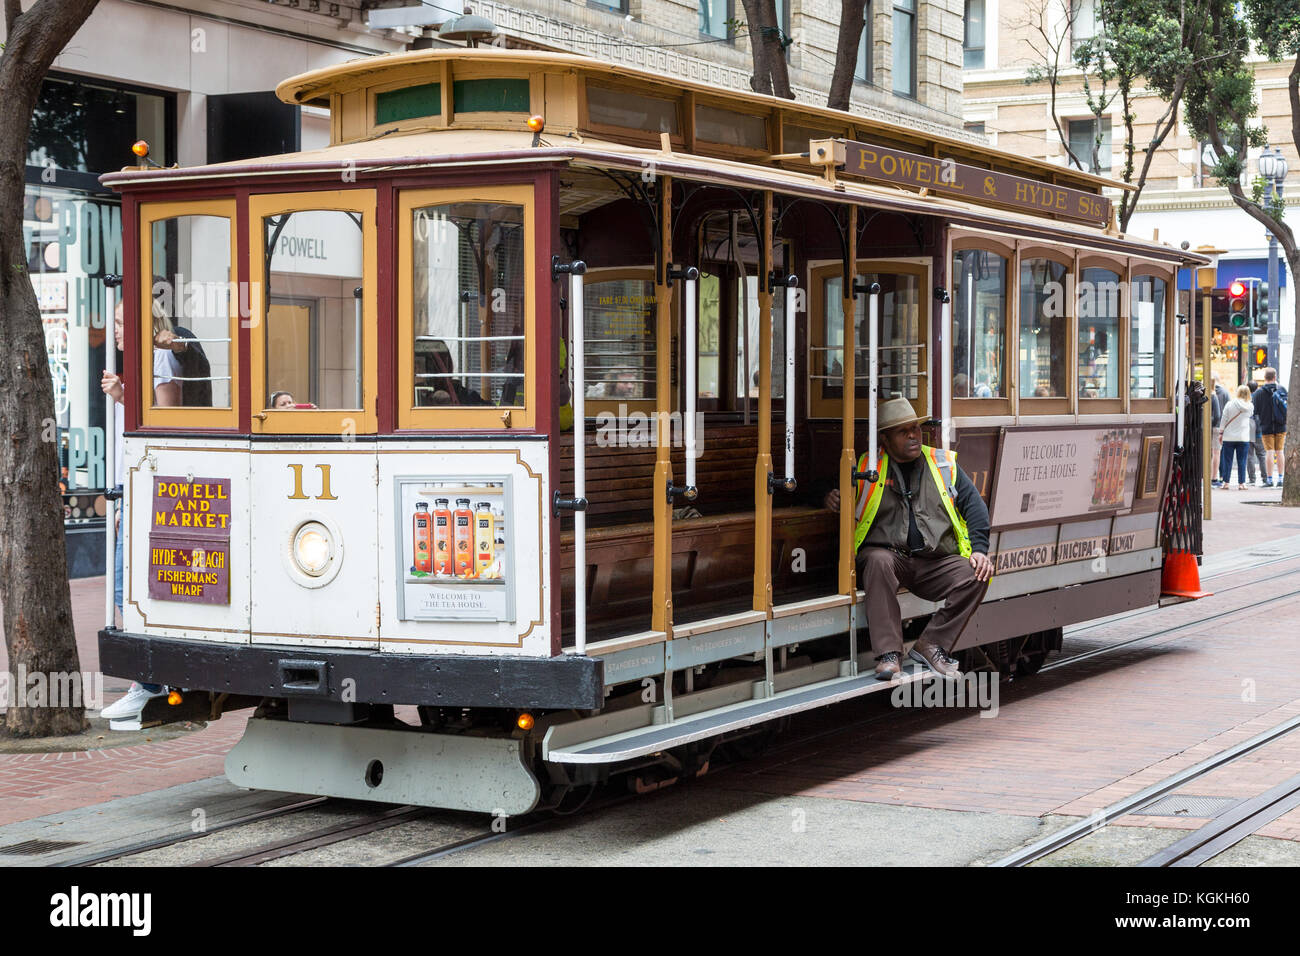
[542,662,932,765]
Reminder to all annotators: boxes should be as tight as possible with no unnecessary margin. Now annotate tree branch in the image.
[5,0,21,35]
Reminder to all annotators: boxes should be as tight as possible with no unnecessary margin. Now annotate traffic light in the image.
[1256,346,1269,367]
[1258,281,1270,325]
[1229,280,1249,328]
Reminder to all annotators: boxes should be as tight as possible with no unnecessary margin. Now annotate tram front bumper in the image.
[99,629,605,711]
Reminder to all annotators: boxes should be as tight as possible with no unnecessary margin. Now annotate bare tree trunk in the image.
[828,0,866,111]
[738,0,774,95]
[1283,53,1300,505]
[0,0,100,737]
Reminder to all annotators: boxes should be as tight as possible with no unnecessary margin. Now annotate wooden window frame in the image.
[950,235,1014,418]
[396,184,537,431]
[579,78,688,152]
[139,199,239,430]
[807,257,931,420]
[1077,254,1125,415]
[692,96,776,160]
[1130,264,1175,414]
[580,266,667,419]
[247,190,379,435]
[1015,245,1073,416]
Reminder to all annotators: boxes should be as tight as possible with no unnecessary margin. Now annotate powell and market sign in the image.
[822,140,1112,228]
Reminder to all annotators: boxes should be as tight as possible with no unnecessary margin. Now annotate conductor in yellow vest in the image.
[824,398,994,681]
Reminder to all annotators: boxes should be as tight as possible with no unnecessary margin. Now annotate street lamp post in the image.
[1258,146,1289,371]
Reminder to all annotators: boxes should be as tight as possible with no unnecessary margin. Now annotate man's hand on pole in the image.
[969,551,993,582]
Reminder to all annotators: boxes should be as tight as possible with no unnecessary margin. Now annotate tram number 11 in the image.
[287,463,338,501]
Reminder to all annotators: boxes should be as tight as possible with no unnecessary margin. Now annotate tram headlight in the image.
[292,522,334,577]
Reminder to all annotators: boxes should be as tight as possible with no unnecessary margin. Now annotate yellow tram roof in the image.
[272,48,1129,197]
[102,49,1202,265]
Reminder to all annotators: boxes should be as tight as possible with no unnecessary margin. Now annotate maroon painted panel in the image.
[147,476,232,605]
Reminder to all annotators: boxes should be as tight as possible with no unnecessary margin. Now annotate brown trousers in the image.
[858,547,987,658]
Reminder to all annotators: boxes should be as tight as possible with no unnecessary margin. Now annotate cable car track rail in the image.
[991,712,1300,867]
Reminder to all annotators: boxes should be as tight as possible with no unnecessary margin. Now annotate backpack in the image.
[171,325,212,407]
[1272,386,1288,426]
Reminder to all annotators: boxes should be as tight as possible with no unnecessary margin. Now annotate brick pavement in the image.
[704,556,1300,842]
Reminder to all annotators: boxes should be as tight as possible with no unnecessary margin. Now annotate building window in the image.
[964,121,987,136]
[893,0,916,97]
[1072,0,1099,48]
[856,2,873,83]
[1068,117,1112,173]
[588,0,629,13]
[699,0,732,40]
[964,0,985,69]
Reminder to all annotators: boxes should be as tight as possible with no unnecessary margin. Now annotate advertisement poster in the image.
[147,476,231,604]
[990,427,1144,528]
[395,476,514,622]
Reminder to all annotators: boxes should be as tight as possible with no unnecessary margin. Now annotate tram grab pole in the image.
[868,285,880,475]
[552,258,589,654]
[685,271,698,494]
[353,287,364,410]
[937,288,952,455]
[784,277,798,486]
[1175,314,1187,451]
[104,276,121,630]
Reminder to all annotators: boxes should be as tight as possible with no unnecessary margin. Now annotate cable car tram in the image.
[99,49,1207,815]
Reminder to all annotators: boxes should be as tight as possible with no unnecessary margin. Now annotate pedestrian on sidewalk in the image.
[1252,367,1288,487]
[1247,381,1269,485]
[99,301,167,726]
[1219,385,1253,490]
[1210,375,1226,488]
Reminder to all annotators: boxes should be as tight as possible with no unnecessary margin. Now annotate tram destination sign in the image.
[830,140,1112,228]
[148,476,231,605]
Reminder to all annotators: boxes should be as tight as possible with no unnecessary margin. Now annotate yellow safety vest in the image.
[853,445,972,558]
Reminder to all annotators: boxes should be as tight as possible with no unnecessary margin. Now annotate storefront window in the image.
[1131,275,1167,398]
[1019,257,1069,398]
[1078,266,1120,398]
[150,215,233,409]
[261,210,364,410]
[952,249,1006,398]
[411,202,526,408]
[583,272,657,402]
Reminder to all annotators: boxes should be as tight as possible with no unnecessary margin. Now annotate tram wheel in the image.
[1012,650,1049,678]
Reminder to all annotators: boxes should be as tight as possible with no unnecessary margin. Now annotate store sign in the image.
[839,141,1112,227]
[395,475,514,622]
[148,476,231,604]
[989,426,1143,528]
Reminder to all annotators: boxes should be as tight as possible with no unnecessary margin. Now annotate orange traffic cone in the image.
[1160,551,1212,599]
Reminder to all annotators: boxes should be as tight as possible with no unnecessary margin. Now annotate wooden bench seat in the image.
[559,505,838,633]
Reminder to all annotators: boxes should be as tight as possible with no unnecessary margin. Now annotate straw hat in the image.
[877,397,921,433]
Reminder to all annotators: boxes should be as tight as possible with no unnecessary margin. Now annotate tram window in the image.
[695,105,768,150]
[1018,257,1069,399]
[586,85,679,135]
[1131,275,1167,398]
[1078,267,1120,399]
[817,267,924,409]
[261,209,364,411]
[736,275,785,400]
[582,272,657,403]
[148,214,233,410]
[699,272,721,399]
[952,249,1006,398]
[410,202,526,408]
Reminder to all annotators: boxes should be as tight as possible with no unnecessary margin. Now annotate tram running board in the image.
[543,663,933,765]
[226,718,541,816]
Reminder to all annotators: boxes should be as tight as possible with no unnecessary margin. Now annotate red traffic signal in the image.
[1228,281,1249,327]
[1256,347,1268,366]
